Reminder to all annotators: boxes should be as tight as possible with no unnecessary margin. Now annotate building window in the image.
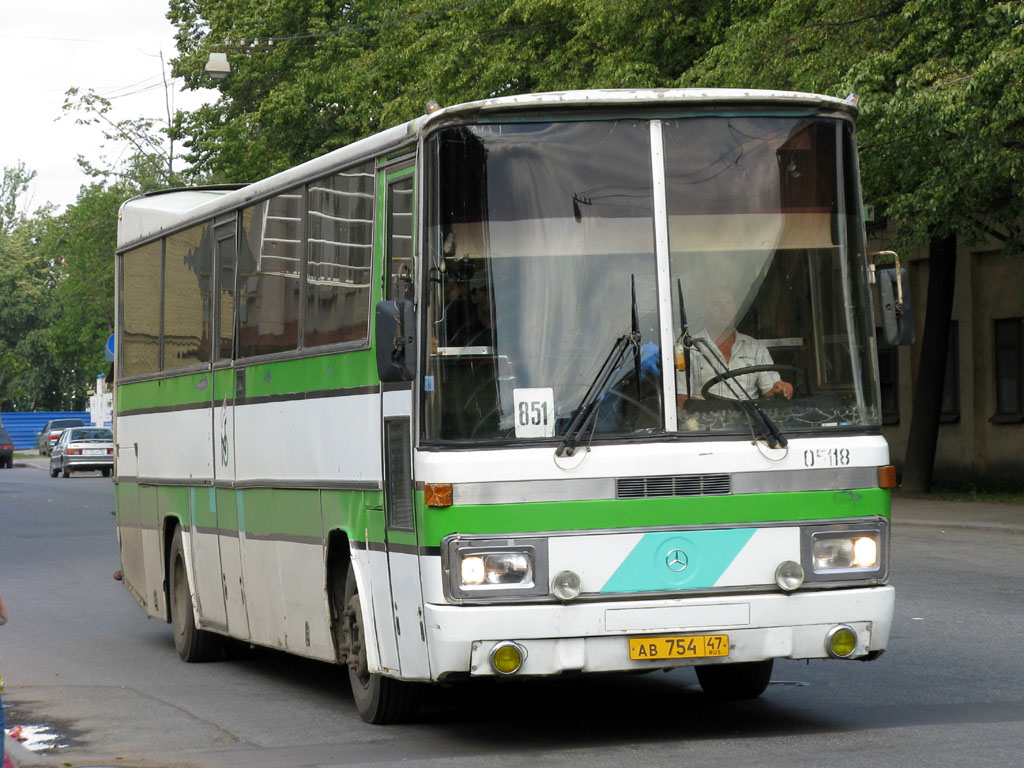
[993,318,1024,422]
[877,329,899,425]
[940,320,960,423]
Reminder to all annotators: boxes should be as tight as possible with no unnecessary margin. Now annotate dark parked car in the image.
[49,427,114,477]
[0,426,12,468]
[37,418,85,457]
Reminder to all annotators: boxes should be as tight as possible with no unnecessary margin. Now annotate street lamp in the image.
[204,52,230,79]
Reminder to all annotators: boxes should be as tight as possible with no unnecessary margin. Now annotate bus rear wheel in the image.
[695,659,774,700]
[169,527,223,662]
[337,564,419,724]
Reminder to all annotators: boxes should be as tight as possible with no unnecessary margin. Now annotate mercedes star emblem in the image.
[665,548,689,572]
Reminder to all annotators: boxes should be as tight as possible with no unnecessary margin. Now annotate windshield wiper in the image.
[556,276,642,457]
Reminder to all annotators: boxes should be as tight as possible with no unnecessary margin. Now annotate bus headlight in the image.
[444,536,550,601]
[460,551,534,586]
[813,533,879,570]
[800,521,888,583]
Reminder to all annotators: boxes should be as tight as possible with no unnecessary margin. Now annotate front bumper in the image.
[423,585,894,679]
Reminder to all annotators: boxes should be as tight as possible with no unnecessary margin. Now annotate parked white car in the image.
[49,427,114,478]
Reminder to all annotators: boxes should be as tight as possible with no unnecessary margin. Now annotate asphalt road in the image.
[1,461,1023,767]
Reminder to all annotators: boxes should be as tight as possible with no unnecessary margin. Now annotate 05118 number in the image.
[803,448,851,468]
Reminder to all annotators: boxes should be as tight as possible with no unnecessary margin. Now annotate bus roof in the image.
[117,88,857,249]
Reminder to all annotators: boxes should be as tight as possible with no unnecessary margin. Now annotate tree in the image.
[0,172,64,411]
[42,182,133,404]
[680,0,1024,491]
[166,0,751,181]
[1,162,38,236]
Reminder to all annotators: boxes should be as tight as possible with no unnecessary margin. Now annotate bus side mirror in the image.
[879,267,914,346]
[375,299,416,382]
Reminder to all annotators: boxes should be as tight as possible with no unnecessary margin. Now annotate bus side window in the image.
[386,174,415,302]
[237,190,302,357]
[120,241,163,377]
[305,161,375,347]
[163,223,213,370]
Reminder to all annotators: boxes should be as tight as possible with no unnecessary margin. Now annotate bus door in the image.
[378,164,430,679]
[209,215,250,639]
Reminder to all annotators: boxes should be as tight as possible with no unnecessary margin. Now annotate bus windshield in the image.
[423,115,880,444]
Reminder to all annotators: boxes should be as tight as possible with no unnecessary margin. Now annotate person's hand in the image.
[768,380,794,399]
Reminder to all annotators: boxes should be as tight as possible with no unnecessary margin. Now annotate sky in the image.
[0,1,216,213]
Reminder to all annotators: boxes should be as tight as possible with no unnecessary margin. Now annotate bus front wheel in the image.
[169,527,223,662]
[695,659,774,700]
[339,564,419,724]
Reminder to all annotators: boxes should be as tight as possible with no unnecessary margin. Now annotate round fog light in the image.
[826,624,858,658]
[551,570,582,602]
[490,641,526,675]
[775,560,805,592]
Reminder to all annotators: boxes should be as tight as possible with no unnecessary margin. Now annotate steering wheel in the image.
[700,364,805,402]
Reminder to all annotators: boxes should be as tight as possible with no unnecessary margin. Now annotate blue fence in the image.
[0,412,92,451]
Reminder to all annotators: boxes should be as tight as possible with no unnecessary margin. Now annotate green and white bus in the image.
[114,89,907,724]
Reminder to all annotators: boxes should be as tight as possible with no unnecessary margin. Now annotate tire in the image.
[696,659,774,700]
[61,463,70,478]
[101,468,111,478]
[168,526,222,662]
[50,465,59,478]
[334,561,419,724]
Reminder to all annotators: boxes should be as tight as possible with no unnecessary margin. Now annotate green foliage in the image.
[166,0,751,181]
[1,162,39,236]
[0,172,135,411]
[44,182,132,400]
[62,87,201,189]
[0,186,64,410]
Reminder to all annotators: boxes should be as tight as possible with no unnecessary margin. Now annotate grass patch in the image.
[927,478,1024,504]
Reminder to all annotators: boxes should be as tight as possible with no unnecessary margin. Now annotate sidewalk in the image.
[891,492,1024,535]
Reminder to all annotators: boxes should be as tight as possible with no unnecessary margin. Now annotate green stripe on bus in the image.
[117,372,213,412]
[117,352,379,411]
[242,352,377,399]
[421,488,889,544]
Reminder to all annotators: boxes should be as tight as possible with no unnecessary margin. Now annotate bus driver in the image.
[676,289,794,406]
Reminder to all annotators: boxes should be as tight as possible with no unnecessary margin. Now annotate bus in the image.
[114,89,908,724]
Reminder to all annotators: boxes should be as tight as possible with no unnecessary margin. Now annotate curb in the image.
[5,733,39,767]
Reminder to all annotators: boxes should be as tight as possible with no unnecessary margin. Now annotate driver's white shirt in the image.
[675,331,780,399]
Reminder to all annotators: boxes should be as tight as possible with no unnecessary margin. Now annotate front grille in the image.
[616,473,732,499]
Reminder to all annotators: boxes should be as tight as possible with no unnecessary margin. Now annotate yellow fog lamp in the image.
[826,624,858,658]
[775,560,805,592]
[490,641,527,675]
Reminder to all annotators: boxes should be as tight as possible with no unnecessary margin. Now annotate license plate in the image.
[628,634,730,660]
[85,449,105,456]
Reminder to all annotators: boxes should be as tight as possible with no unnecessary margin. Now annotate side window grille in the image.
[616,474,731,499]
[384,419,414,530]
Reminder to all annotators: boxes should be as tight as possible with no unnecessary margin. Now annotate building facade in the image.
[874,233,1024,485]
